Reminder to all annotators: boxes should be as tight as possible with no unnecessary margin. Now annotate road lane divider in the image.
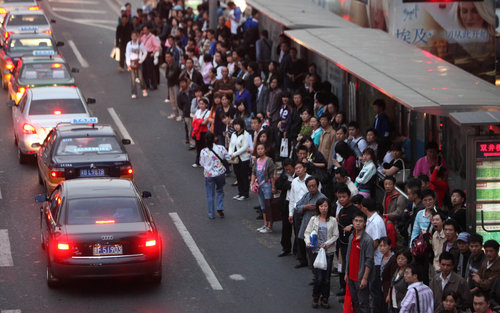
[49,0,99,4]
[0,187,2,199]
[168,213,223,290]
[0,230,14,267]
[52,8,105,14]
[1,310,21,313]
[67,40,89,68]
[107,108,135,145]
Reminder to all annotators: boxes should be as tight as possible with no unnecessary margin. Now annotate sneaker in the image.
[164,98,170,103]
[167,114,177,119]
[232,194,241,200]
[259,226,272,233]
[256,225,266,231]
[142,90,148,97]
[236,195,248,201]
[117,67,125,72]
[135,78,140,83]
[176,116,183,122]
[131,94,137,99]
[192,163,199,168]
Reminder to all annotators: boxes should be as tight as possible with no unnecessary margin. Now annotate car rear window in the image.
[66,198,144,225]
[9,38,53,51]
[56,136,124,155]
[7,14,48,26]
[28,98,86,115]
[21,63,70,80]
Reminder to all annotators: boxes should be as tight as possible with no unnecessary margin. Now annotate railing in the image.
[375,172,409,200]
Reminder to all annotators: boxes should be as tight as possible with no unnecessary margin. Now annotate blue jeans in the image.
[312,252,334,298]
[257,182,272,212]
[205,174,225,218]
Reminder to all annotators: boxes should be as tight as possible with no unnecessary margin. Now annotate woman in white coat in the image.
[228,118,251,200]
[304,198,339,309]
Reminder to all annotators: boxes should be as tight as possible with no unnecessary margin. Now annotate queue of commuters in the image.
[115,1,500,311]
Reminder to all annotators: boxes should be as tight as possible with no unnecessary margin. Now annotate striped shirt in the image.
[400,282,434,313]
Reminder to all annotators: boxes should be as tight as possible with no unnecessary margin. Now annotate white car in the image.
[0,10,54,44]
[0,0,39,23]
[10,86,96,164]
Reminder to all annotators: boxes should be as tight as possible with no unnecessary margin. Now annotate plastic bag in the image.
[313,248,327,270]
[279,138,289,158]
[110,47,120,62]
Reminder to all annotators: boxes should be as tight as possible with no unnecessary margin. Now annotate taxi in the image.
[0,32,63,89]
[35,178,162,287]
[8,54,77,103]
[35,122,134,195]
[9,86,95,164]
[0,10,54,43]
[0,0,39,23]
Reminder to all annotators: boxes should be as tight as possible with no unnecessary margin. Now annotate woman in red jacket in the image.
[429,165,449,208]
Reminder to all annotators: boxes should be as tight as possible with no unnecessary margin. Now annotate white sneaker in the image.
[259,226,272,233]
[192,163,199,168]
[142,90,148,97]
[164,98,170,103]
[232,194,241,200]
[131,94,137,99]
[256,226,266,231]
[176,116,183,122]
[167,114,176,119]
[236,195,248,201]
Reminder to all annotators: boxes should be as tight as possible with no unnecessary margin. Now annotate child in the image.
[251,143,276,233]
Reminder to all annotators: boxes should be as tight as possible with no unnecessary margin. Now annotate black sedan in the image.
[36,178,162,287]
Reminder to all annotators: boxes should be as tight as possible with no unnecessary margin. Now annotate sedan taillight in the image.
[22,123,36,134]
[50,168,65,178]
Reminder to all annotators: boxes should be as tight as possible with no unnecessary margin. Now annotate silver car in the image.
[1,10,54,44]
[10,86,96,164]
[0,0,39,23]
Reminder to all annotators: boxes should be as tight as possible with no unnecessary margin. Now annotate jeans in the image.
[312,253,334,298]
[130,67,146,95]
[257,182,272,211]
[205,174,225,218]
[348,279,371,313]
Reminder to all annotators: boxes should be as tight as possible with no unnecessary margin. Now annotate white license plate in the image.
[93,244,123,256]
[80,168,105,177]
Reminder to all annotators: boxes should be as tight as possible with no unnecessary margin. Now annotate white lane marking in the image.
[0,230,14,267]
[43,5,115,31]
[52,8,105,14]
[0,187,3,199]
[67,40,89,68]
[169,213,223,290]
[229,274,245,281]
[107,108,135,145]
[2,310,22,313]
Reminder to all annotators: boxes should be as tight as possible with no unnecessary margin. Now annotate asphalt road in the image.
[0,1,342,312]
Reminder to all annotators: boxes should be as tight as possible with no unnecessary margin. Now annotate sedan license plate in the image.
[80,168,105,177]
[93,244,123,256]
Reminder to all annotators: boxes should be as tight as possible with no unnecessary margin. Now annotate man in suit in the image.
[253,75,269,115]
[256,30,272,74]
[182,58,204,89]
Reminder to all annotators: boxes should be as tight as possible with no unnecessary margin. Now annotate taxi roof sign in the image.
[33,50,54,56]
[72,117,98,124]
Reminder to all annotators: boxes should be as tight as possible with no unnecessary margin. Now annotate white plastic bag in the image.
[110,47,120,62]
[279,138,289,158]
[313,248,327,270]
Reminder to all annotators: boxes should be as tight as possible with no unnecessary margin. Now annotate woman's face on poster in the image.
[459,3,484,29]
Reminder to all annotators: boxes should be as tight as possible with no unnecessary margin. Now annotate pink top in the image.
[140,34,160,53]
[413,155,448,178]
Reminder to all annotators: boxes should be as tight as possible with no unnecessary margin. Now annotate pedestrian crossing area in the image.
[45,0,117,31]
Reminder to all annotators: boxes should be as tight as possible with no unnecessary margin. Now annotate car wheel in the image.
[46,260,61,288]
[17,148,29,164]
[150,271,162,284]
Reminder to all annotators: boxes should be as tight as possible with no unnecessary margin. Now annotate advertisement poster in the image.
[312,0,496,84]
[476,160,500,181]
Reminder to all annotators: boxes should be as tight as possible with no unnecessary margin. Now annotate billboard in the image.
[311,0,496,84]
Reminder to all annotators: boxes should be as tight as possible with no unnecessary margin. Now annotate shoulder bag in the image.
[411,220,432,258]
[208,145,230,172]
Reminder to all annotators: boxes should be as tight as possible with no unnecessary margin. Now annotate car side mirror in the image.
[50,19,56,23]
[7,100,15,107]
[86,98,96,104]
[142,191,152,198]
[71,67,79,73]
[56,41,64,47]
[31,142,41,148]
[122,139,131,145]
[35,194,48,202]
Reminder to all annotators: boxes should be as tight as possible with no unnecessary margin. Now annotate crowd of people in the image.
[115,0,500,312]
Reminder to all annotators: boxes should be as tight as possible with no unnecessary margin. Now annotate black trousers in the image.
[195,132,206,166]
[119,44,127,68]
[280,200,292,253]
[142,53,157,89]
[233,160,250,197]
[339,243,348,290]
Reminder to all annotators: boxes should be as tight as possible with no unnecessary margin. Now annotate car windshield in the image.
[28,98,86,115]
[7,14,48,26]
[66,198,144,225]
[56,136,124,155]
[20,63,70,80]
[8,38,53,51]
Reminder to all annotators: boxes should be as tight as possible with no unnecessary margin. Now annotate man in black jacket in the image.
[275,159,295,257]
[115,15,133,72]
[165,51,182,121]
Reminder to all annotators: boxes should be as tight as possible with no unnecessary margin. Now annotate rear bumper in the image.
[51,254,161,279]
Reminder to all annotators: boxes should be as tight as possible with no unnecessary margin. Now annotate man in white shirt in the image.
[361,198,387,313]
[400,264,434,313]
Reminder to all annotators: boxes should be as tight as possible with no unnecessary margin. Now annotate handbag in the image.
[394,159,411,184]
[228,156,240,164]
[110,47,120,62]
[313,248,327,270]
[411,221,432,258]
[279,138,289,158]
[130,59,139,70]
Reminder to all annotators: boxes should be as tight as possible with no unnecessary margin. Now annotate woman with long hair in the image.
[234,99,253,132]
[191,97,210,168]
[355,148,377,198]
[333,141,357,181]
[251,143,276,233]
[304,198,339,309]
[387,249,412,313]
[228,118,251,200]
